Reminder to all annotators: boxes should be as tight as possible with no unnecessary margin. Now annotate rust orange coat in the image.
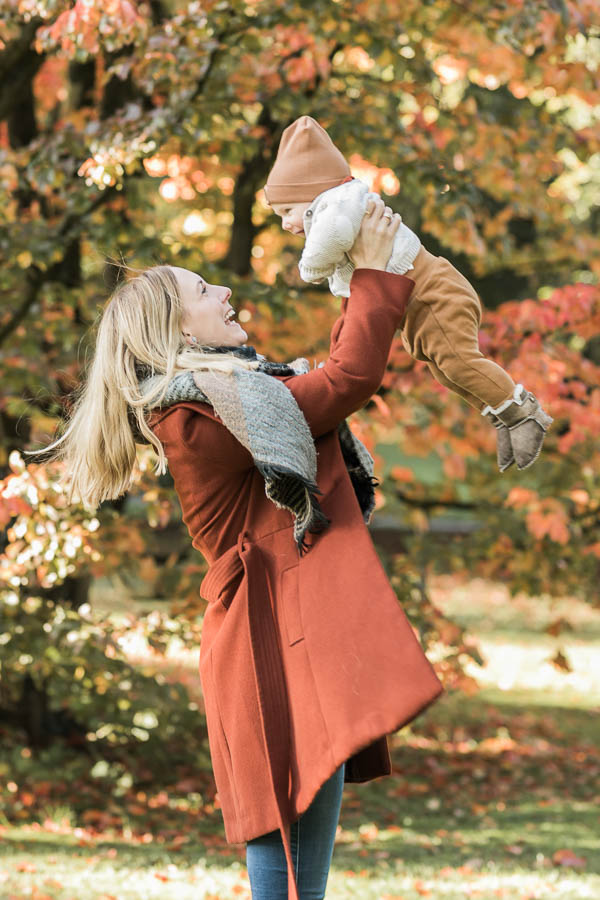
[148,269,444,898]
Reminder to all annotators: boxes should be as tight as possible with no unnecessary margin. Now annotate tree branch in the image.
[0,188,116,347]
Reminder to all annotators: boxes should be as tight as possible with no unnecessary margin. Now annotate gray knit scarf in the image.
[137,346,377,553]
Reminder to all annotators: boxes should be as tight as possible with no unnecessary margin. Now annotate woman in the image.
[36,197,444,899]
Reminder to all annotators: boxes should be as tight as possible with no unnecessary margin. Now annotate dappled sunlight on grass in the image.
[0,837,252,899]
[430,575,600,637]
[1,578,599,899]
[463,636,600,705]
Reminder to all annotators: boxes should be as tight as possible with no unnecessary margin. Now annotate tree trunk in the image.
[221,172,261,275]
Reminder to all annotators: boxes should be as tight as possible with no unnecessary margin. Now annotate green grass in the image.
[1,585,599,900]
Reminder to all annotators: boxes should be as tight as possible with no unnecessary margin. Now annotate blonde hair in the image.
[25,264,257,509]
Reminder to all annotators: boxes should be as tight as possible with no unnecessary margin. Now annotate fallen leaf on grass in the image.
[471,803,487,815]
[167,834,190,850]
[552,849,586,868]
[126,803,147,816]
[15,861,36,872]
[549,649,572,672]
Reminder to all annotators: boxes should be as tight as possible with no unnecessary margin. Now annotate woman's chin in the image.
[228,325,247,344]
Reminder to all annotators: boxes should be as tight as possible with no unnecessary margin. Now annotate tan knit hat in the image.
[264,116,351,204]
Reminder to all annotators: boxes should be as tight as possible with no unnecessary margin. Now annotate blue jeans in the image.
[246,762,345,900]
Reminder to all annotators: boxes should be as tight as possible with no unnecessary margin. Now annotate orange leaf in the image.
[505,487,538,508]
[15,862,37,872]
[549,649,572,672]
[391,465,414,483]
[372,393,391,417]
[552,849,586,868]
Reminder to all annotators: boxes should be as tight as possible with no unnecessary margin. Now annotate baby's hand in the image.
[348,197,401,271]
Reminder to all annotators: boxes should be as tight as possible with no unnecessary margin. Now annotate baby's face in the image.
[270,201,312,236]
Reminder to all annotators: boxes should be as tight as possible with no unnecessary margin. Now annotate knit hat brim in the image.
[264,177,349,205]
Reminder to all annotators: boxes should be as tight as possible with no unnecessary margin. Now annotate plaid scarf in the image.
[138,346,377,554]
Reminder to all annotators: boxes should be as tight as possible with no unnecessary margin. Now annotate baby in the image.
[263,115,553,473]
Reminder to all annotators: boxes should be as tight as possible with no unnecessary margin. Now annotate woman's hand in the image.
[348,196,401,271]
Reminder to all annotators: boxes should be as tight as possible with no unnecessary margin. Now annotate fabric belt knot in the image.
[200,541,244,607]
[200,536,300,900]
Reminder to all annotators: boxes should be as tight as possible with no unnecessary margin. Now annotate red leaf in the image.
[552,849,586,868]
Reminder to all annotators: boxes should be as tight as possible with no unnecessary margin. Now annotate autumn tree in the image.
[1,0,599,748]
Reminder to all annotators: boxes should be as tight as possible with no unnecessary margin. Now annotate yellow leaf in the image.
[17,250,33,268]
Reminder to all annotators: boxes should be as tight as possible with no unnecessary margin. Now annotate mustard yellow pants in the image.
[401,248,515,412]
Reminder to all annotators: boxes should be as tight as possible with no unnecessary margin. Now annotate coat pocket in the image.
[280,564,304,646]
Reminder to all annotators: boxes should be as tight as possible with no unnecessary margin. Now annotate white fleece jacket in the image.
[298,178,421,298]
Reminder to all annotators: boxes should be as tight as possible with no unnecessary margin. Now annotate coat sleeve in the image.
[280,267,414,438]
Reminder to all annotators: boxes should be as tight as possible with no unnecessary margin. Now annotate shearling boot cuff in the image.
[483,385,553,471]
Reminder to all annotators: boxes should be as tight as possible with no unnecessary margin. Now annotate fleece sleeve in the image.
[280,267,414,438]
[298,205,358,281]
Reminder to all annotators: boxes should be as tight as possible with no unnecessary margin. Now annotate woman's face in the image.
[172,266,247,346]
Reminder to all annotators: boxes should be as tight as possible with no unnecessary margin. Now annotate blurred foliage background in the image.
[0,0,599,786]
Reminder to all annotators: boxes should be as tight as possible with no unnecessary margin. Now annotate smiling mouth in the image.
[224,308,237,324]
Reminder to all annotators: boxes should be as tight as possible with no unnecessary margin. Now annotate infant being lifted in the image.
[263,116,553,473]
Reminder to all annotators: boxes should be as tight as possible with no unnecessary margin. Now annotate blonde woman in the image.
[34,197,443,900]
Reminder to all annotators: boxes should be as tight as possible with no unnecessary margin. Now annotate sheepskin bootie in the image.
[482,385,553,471]
[488,415,515,472]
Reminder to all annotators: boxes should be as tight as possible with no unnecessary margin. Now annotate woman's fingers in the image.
[365,195,384,217]
[350,201,401,271]
[366,198,397,226]
[388,212,402,234]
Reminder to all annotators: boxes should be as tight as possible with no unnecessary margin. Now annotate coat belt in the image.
[201,533,300,900]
